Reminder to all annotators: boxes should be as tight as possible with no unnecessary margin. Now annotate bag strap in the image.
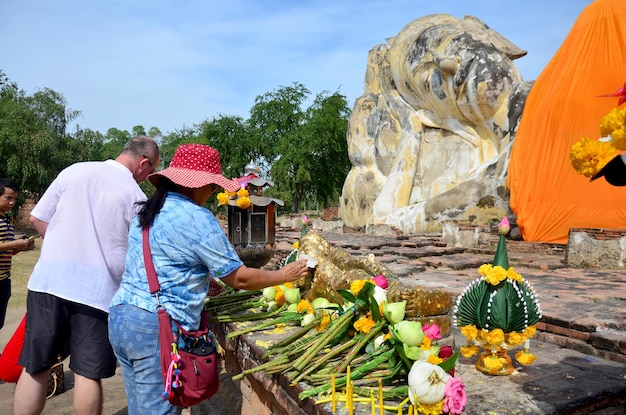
[142,226,161,294]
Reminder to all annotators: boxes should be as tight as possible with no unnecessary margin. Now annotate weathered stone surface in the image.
[567,229,626,268]
[340,14,533,235]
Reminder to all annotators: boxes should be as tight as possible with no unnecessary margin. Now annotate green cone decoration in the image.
[453,218,542,333]
[493,234,509,269]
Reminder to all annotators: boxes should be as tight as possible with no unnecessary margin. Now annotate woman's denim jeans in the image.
[109,304,182,415]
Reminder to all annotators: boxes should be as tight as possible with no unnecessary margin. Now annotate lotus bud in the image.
[373,286,387,305]
[287,303,299,313]
[498,217,510,236]
[301,313,316,326]
[264,300,279,313]
[262,286,277,302]
[283,287,301,304]
[392,320,424,347]
[373,334,386,350]
[383,301,406,325]
[311,297,331,310]
[408,361,450,405]
[403,343,422,360]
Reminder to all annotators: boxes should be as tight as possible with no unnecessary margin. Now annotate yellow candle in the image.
[331,374,336,413]
[408,404,413,415]
[371,391,376,415]
[398,404,402,415]
[347,366,352,415]
[378,378,384,415]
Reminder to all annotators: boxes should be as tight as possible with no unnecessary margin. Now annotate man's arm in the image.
[30,215,49,238]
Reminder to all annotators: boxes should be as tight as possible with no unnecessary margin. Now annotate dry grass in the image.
[7,238,41,309]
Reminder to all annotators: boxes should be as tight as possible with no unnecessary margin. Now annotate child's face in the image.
[0,188,18,216]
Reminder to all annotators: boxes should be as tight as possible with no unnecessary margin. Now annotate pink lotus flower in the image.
[443,377,467,415]
[423,323,442,340]
[498,216,510,236]
[372,274,388,289]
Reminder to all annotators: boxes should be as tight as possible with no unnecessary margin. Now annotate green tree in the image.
[0,71,81,197]
[196,114,252,180]
[247,83,350,213]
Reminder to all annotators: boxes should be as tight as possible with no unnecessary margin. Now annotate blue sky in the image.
[0,0,593,135]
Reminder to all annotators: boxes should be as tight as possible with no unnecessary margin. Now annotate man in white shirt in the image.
[14,136,160,415]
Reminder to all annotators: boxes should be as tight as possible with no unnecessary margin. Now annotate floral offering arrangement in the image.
[453,217,542,376]
[217,187,251,209]
[206,233,467,414]
[570,84,626,178]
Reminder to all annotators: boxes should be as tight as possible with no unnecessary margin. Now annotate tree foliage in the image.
[0,70,351,215]
[0,70,82,197]
[248,83,350,212]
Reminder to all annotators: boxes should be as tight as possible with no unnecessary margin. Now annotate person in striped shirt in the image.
[0,178,34,331]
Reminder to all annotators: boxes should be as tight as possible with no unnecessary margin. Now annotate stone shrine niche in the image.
[340,14,532,234]
[227,163,284,268]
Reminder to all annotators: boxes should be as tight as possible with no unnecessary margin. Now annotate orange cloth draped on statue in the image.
[508,0,626,243]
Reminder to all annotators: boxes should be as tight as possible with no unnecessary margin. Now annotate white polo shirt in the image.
[28,160,147,312]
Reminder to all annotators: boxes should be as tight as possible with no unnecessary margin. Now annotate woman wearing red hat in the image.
[108,144,308,414]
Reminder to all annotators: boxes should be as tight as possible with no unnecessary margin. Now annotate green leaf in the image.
[370,297,381,321]
[438,349,459,374]
[455,278,488,328]
[338,289,357,304]
[357,281,375,302]
[283,249,299,265]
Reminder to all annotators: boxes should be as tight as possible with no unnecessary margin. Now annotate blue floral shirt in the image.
[110,192,243,331]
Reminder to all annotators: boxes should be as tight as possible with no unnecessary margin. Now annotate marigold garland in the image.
[571,105,626,176]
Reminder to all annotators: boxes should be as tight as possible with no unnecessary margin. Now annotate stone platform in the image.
[1,226,625,414]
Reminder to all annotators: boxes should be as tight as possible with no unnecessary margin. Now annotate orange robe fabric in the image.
[508,0,626,243]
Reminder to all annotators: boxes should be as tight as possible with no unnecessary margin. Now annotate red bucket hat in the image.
[148,144,240,192]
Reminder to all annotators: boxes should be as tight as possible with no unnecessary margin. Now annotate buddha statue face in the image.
[391,15,524,125]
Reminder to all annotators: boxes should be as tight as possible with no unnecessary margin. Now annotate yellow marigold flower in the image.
[353,315,375,334]
[600,107,626,137]
[612,127,626,150]
[237,196,251,209]
[274,288,285,306]
[427,354,443,365]
[292,241,299,249]
[485,328,505,345]
[515,350,537,365]
[460,345,480,358]
[480,264,508,285]
[350,279,366,296]
[460,325,478,340]
[383,332,392,341]
[570,137,617,177]
[236,188,249,198]
[416,401,444,415]
[483,354,505,371]
[421,336,432,350]
[227,191,237,197]
[524,325,537,339]
[507,331,526,346]
[297,300,313,314]
[216,192,229,206]
[506,267,523,283]
[316,315,330,332]
[283,282,294,288]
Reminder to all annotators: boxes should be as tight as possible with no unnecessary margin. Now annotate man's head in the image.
[116,136,161,183]
[0,178,19,216]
